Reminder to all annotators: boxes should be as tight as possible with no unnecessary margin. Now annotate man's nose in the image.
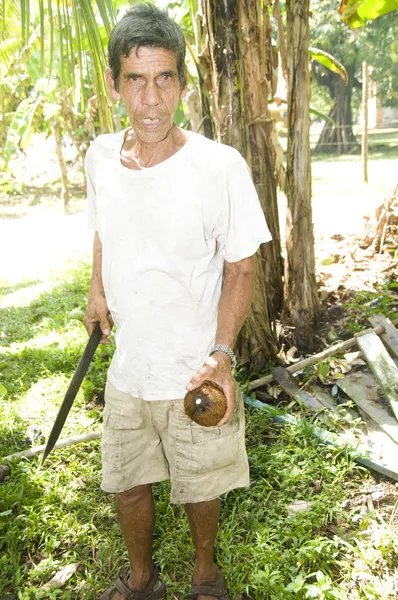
[141,80,161,106]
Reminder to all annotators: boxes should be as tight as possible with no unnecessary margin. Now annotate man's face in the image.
[106,46,185,144]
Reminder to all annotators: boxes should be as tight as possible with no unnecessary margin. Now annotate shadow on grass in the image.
[0,343,83,401]
[0,279,42,299]
[312,144,398,163]
[0,266,90,346]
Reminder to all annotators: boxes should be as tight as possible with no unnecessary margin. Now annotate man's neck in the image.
[121,126,187,170]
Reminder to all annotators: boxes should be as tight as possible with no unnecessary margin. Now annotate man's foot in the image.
[192,564,229,600]
[97,564,166,600]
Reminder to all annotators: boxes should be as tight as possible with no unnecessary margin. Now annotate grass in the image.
[1,262,398,600]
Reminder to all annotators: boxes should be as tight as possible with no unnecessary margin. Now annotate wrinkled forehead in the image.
[121,46,178,73]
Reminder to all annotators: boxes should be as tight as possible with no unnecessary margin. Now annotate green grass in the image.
[1,262,397,600]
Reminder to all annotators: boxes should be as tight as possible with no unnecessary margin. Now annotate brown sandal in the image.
[192,568,230,599]
[97,564,166,600]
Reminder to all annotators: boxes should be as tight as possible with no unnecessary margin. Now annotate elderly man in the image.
[84,3,271,600]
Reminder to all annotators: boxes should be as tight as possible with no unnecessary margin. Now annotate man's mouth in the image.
[141,118,162,128]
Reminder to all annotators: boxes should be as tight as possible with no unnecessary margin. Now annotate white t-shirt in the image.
[86,129,272,400]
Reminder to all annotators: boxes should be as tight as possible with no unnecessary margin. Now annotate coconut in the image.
[184,381,227,426]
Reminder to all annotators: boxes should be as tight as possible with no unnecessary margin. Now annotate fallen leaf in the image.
[371,490,384,502]
[344,351,361,363]
[42,563,79,590]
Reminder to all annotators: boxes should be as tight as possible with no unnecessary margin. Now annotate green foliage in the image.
[311,0,398,108]
[3,96,43,168]
[309,47,348,84]
[343,282,398,332]
[339,0,398,28]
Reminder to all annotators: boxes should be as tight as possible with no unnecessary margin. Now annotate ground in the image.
[0,130,397,600]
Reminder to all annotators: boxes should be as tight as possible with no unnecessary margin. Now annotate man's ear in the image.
[105,67,120,101]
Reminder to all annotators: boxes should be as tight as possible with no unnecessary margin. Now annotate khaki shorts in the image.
[101,381,250,504]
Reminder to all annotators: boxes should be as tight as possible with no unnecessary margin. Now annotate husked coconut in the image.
[184,381,227,426]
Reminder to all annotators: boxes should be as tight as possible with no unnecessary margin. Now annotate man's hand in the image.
[83,293,113,344]
[186,352,236,426]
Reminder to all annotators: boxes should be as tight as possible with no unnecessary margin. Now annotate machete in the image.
[42,322,103,463]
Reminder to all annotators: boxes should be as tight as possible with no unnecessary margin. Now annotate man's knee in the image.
[117,483,152,504]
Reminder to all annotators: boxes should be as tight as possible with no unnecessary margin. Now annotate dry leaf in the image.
[344,351,361,363]
[42,563,79,590]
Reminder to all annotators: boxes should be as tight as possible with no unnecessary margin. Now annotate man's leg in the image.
[114,484,155,598]
[186,498,221,600]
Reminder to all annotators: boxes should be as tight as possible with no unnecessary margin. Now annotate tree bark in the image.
[238,0,284,320]
[53,121,71,208]
[283,0,319,339]
[202,0,280,367]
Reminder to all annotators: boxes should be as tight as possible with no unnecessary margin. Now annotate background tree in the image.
[283,0,319,335]
[201,0,285,367]
[311,0,398,154]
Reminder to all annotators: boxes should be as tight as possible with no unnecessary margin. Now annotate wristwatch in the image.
[209,344,237,369]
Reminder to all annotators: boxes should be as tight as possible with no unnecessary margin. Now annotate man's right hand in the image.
[83,294,113,344]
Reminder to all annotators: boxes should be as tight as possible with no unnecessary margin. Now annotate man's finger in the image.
[217,385,236,426]
[186,366,213,390]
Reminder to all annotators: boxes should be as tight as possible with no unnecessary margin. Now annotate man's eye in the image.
[129,75,139,82]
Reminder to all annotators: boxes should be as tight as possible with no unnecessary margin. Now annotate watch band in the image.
[209,344,237,369]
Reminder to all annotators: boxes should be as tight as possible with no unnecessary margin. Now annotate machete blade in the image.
[42,322,103,463]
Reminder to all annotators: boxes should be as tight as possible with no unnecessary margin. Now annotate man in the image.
[84,4,271,600]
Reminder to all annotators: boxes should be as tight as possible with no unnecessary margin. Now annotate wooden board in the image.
[368,314,398,360]
[356,331,398,421]
[271,367,325,411]
[307,384,360,421]
[357,407,398,472]
[337,371,398,445]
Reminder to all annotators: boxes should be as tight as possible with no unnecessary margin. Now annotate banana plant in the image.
[339,0,398,27]
[1,0,116,131]
[308,47,348,84]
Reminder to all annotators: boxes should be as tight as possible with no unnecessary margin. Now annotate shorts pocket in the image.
[190,414,239,444]
[175,406,241,479]
[101,400,148,471]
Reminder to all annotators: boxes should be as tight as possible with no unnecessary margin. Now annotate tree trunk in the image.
[202,0,279,367]
[53,121,70,208]
[314,68,358,154]
[283,0,319,339]
[237,0,284,320]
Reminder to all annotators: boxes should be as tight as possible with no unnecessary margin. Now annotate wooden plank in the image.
[307,384,360,420]
[356,407,398,474]
[368,314,398,360]
[354,331,398,421]
[337,372,398,445]
[271,367,325,411]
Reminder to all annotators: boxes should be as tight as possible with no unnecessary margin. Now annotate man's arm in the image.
[186,255,255,425]
[83,232,113,343]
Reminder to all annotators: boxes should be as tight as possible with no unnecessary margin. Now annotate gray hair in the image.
[108,3,187,90]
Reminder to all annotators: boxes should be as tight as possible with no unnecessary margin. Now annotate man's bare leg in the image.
[186,498,221,600]
[112,484,155,600]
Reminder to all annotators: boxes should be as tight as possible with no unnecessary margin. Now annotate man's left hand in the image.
[186,352,236,426]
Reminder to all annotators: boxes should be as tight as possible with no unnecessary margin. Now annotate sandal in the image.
[192,567,230,599]
[97,563,166,600]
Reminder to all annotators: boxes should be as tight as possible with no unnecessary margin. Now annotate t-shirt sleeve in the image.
[213,148,272,262]
[85,145,98,231]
